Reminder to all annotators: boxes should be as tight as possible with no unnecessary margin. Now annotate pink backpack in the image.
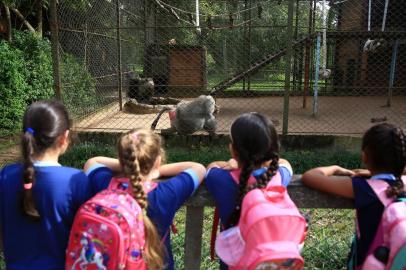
[65,177,156,270]
[215,170,307,270]
[361,177,406,270]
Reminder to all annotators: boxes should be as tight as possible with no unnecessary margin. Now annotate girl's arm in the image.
[84,156,121,173]
[207,158,238,170]
[302,165,355,198]
[159,162,206,183]
[278,158,292,172]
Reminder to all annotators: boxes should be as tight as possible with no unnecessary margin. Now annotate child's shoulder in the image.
[1,162,22,172]
[206,167,232,178]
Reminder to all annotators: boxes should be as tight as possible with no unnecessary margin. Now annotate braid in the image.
[130,159,148,209]
[247,152,280,193]
[21,131,40,219]
[227,161,255,228]
[386,127,406,198]
[119,137,148,209]
[118,130,164,269]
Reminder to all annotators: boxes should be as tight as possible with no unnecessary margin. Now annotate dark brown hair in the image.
[362,123,406,198]
[117,129,164,269]
[227,112,279,227]
[21,100,70,219]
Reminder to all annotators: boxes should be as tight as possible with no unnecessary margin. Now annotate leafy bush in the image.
[60,54,97,117]
[0,31,53,136]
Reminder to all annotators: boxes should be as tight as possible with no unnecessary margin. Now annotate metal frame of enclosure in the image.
[51,0,406,135]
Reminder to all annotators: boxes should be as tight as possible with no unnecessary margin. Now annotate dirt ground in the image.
[73,96,406,135]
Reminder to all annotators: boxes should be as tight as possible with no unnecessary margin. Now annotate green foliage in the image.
[12,31,54,102]
[60,54,97,117]
[0,31,53,136]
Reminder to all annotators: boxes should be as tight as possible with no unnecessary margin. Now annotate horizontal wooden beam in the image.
[186,175,354,209]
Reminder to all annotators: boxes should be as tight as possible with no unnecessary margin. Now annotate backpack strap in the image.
[367,180,393,207]
[210,207,220,261]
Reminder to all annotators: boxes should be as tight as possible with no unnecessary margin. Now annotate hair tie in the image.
[25,127,35,135]
[23,183,33,190]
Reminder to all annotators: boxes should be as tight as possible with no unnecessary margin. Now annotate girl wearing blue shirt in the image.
[302,123,406,268]
[205,112,293,269]
[0,100,103,270]
[83,128,206,270]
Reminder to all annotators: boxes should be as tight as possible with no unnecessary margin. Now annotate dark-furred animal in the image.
[151,95,217,135]
[127,73,154,103]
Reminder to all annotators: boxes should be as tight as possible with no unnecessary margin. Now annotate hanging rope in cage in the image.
[363,0,389,52]
[319,0,331,79]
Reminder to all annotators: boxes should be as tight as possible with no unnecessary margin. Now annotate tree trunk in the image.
[4,4,12,42]
[36,0,43,37]
[11,7,35,32]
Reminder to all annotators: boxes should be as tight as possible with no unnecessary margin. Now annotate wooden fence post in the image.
[184,206,204,269]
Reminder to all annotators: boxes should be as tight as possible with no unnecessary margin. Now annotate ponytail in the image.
[21,130,40,219]
[386,127,406,198]
[20,100,71,219]
[119,131,164,269]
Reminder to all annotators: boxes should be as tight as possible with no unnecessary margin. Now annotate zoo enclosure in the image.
[54,0,406,135]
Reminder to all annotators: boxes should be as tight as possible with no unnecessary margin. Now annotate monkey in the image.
[363,38,387,53]
[151,95,217,135]
[127,72,155,104]
[168,38,177,46]
[319,68,331,80]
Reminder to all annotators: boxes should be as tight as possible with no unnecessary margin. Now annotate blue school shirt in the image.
[205,165,293,270]
[0,161,102,270]
[351,174,396,266]
[86,164,200,270]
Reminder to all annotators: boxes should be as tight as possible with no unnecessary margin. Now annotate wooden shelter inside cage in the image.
[144,45,207,97]
[333,0,406,94]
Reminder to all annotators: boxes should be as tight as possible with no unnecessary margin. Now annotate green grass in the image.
[60,141,361,174]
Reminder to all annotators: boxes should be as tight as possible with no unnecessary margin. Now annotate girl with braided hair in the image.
[205,112,294,269]
[0,100,106,269]
[84,129,206,270]
[302,123,406,268]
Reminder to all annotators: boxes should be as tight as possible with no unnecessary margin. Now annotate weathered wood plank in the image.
[184,206,204,270]
[186,175,354,209]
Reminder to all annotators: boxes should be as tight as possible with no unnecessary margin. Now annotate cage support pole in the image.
[303,0,313,109]
[313,34,321,117]
[116,0,123,111]
[292,0,299,92]
[282,0,295,135]
[387,39,399,107]
[50,0,61,100]
[247,0,252,91]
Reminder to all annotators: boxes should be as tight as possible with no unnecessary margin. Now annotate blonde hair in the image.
[118,129,165,269]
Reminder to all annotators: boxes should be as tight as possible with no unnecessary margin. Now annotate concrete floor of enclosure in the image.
[73,96,406,135]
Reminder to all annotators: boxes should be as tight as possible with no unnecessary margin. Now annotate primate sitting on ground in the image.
[151,95,218,135]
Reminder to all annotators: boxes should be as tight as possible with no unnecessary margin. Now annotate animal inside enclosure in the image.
[74,96,406,135]
[55,0,406,135]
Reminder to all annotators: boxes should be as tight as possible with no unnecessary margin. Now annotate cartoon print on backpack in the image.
[66,187,148,270]
[71,233,106,270]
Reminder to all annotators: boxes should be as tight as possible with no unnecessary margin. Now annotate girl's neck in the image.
[34,148,61,163]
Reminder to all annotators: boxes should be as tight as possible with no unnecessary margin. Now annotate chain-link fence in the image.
[51,0,406,135]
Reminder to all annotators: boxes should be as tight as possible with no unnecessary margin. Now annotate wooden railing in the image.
[183,176,353,269]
